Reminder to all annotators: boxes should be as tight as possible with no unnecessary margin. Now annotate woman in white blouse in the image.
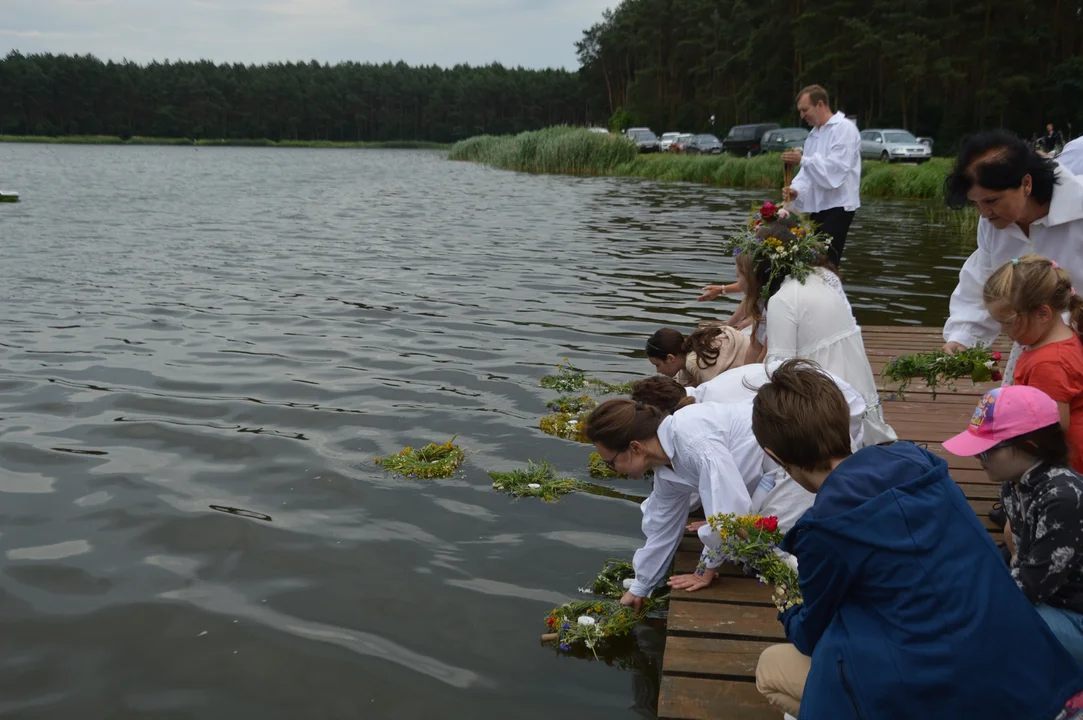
[739,216,896,445]
[584,396,766,610]
[941,130,1083,380]
[689,360,868,450]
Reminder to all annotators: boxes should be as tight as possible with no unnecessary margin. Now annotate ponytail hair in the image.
[983,254,1080,342]
[584,398,667,451]
[683,327,723,369]
[630,376,697,415]
[647,327,686,360]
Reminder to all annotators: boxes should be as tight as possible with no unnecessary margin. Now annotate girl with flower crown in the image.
[727,202,896,445]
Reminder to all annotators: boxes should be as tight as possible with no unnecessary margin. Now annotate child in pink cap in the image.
[945,384,1083,666]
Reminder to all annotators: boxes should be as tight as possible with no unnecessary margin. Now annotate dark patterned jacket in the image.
[1002,462,1083,614]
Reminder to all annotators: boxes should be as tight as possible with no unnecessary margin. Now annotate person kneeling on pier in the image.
[645,325,748,387]
[583,391,758,609]
[752,360,1083,720]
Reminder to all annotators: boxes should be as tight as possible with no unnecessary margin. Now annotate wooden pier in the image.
[657,326,1011,719]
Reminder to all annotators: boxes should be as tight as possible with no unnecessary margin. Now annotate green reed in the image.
[451,128,953,200]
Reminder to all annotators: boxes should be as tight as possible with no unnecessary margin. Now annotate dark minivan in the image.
[722,122,781,156]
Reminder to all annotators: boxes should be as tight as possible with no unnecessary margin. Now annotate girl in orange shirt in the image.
[984,254,1083,471]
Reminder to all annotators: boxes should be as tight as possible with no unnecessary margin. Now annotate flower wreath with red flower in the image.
[722,200,833,300]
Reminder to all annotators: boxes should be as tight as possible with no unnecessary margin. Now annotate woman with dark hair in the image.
[945,385,1083,665]
[645,326,748,386]
[940,130,1083,379]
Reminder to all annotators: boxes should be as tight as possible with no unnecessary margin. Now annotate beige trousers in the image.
[756,644,811,716]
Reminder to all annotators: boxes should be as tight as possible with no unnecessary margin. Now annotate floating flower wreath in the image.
[489,460,588,502]
[374,438,465,479]
[541,600,643,657]
[721,200,832,300]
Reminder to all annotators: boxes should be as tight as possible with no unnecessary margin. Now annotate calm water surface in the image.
[0,145,969,719]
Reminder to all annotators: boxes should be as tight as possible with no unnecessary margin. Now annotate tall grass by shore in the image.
[449,126,638,174]
[0,135,449,150]
[451,127,954,201]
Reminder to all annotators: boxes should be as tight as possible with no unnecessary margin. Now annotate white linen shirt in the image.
[789,111,862,214]
[1058,138,1083,176]
[629,402,757,597]
[689,361,867,449]
[943,167,1083,347]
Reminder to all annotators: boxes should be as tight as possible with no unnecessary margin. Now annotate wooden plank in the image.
[658,676,777,720]
[662,637,776,677]
[957,482,1000,499]
[667,601,786,640]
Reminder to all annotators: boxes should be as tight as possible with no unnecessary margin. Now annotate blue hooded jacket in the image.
[779,442,1083,720]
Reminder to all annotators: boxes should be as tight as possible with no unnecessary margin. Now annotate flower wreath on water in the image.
[720,200,832,300]
[582,558,669,609]
[542,600,643,657]
[374,437,465,479]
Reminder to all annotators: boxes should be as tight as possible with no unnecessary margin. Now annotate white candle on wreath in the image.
[577,616,596,626]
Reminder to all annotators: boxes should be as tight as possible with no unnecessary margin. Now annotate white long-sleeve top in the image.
[789,111,862,214]
[1058,138,1083,176]
[688,360,867,449]
[943,167,1083,347]
[629,402,757,597]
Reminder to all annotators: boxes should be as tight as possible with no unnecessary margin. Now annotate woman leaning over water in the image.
[583,394,766,609]
[941,130,1083,379]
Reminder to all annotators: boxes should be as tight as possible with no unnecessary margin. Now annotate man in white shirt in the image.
[1059,136,1083,176]
[781,85,862,267]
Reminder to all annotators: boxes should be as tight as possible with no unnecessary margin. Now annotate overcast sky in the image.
[0,0,613,69]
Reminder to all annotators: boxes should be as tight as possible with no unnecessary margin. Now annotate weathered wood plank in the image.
[658,676,778,720]
[667,601,786,640]
[662,637,776,677]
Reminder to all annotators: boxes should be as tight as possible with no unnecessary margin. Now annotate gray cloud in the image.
[0,0,612,69]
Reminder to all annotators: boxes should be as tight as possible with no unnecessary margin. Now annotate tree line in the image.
[576,0,1083,146]
[0,52,585,143]
[3,1,1082,147]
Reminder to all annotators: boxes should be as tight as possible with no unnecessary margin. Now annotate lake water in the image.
[0,145,970,719]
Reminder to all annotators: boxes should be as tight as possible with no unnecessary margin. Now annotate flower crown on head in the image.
[722,200,832,299]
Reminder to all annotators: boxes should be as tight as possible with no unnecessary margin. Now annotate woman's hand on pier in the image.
[941,341,968,355]
[668,569,717,593]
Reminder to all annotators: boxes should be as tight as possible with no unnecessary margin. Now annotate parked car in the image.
[722,122,780,156]
[761,127,809,154]
[859,129,932,163]
[659,131,682,152]
[685,134,723,155]
[670,133,694,153]
[588,127,611,135]
[625,127,660,153]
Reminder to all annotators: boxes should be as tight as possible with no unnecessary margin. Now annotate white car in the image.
[659,132,682,152]
[859,129,933,163]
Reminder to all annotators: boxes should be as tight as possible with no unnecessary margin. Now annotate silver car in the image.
[860,129,932,163]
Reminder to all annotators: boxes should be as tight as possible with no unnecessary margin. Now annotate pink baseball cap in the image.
[942,385,1061,456]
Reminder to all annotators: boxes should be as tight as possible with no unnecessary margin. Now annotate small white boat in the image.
[0,191,19,203]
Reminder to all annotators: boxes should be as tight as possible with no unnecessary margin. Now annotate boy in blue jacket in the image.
[750,359,1083,720]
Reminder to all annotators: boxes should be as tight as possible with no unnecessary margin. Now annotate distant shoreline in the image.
[0,135,450,150]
